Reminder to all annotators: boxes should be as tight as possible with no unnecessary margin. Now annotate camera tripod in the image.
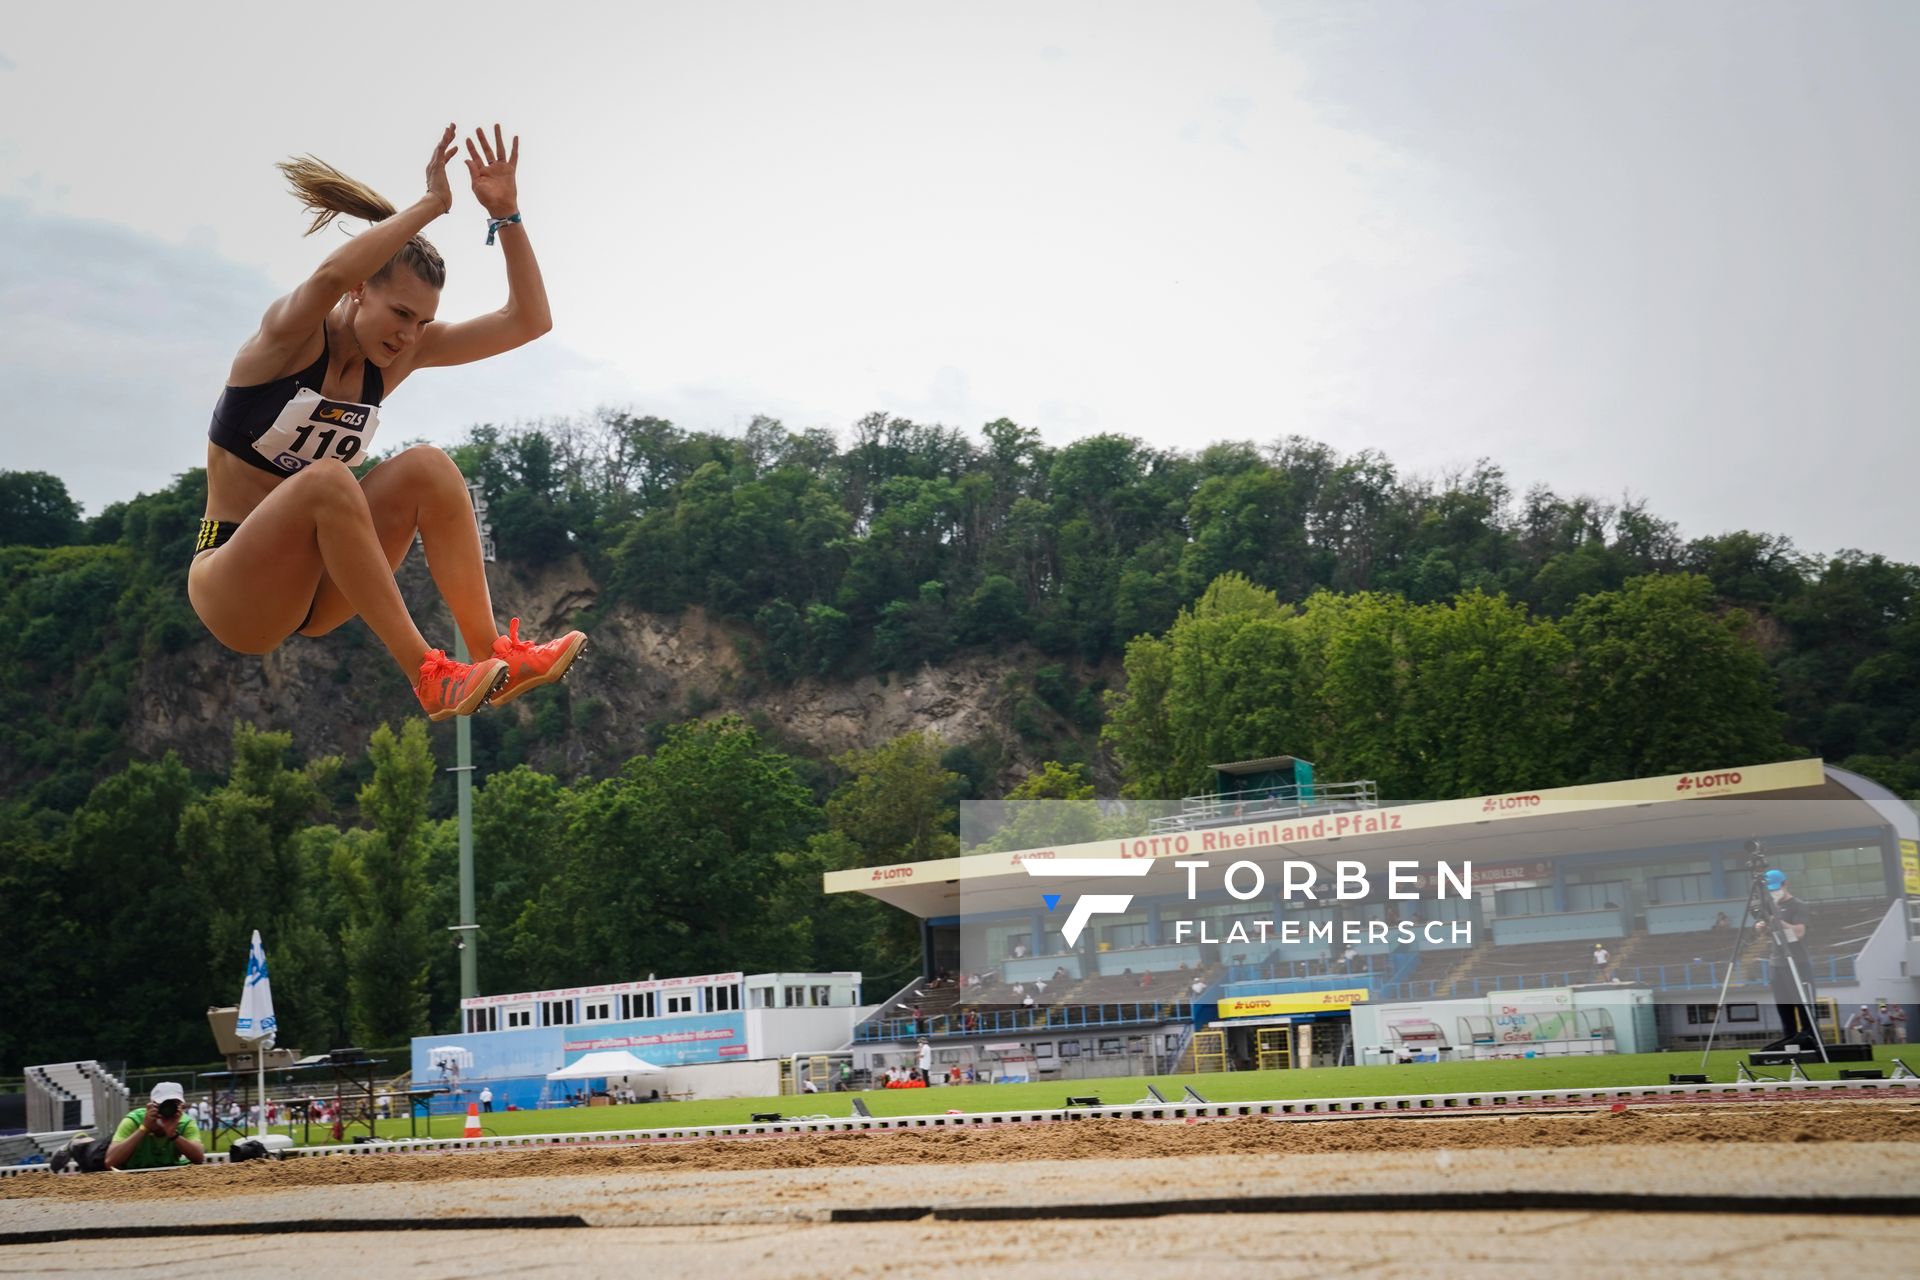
[1698,843,1830,1070]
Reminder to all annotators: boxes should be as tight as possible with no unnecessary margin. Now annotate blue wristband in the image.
[485,212,522,245]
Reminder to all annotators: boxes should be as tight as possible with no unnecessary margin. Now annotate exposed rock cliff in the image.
[125,551,1103,787]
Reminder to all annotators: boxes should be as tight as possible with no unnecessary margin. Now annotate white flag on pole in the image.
[236,929,277,1047]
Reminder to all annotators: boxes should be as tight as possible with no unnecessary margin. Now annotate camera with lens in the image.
[155,1098,183,1121]
[1740,838,1767,873]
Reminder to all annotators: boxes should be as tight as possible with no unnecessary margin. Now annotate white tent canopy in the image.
[545,1049,664,1081]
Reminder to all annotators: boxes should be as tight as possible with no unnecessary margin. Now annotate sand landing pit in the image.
[3,1103,1916,1278]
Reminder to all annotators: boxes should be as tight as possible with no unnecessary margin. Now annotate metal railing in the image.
[1150,779,1380,834]
[1373,955,1858,1003]
[854,1001,1192,1044]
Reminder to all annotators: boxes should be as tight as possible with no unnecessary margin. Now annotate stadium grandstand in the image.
[828,757,1920,1078]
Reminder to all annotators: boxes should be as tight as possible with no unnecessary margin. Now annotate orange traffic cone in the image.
[463,1102,483,1138]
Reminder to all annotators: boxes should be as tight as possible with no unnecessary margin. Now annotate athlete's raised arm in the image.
[229,125,461,384]
[412,124,553,369]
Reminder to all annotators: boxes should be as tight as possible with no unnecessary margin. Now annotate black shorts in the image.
[194,517,320,631]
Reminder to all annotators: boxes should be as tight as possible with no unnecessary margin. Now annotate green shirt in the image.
[111,1107,203,1169]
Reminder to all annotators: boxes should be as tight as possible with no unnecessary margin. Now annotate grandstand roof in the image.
[826,758,1914,918]
[1211,755,1307,776]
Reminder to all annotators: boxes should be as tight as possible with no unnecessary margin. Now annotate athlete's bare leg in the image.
[297,444,500,654]
[187,460,432,675]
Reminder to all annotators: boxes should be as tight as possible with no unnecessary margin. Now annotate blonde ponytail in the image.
[277,155,397,236]
[276,155,446,288]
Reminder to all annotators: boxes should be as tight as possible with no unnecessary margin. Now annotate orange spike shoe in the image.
[414,649,510,722]
[488,617,587,707]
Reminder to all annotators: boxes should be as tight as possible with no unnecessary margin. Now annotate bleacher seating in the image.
[1804,899,1891,964]
[1472,941,1602,981]
[1619,929,1727,972]
[1389,948,1476,994]
[1369,895,1892,1001]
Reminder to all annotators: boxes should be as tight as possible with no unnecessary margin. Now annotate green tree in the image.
[516,719,820,986]
[1562,575,1791,781]
[66,755,204,1063]
[0,471,84,547]
[178,724,337,1018]
[328,721,437,1043]
[0,807,85,1068]
[826,731,962,865]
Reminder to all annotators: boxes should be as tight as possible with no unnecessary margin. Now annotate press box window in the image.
[542,1000,571,1027]
[665,993,694,1015]
[505,1008,533,1029]
[583,1000,613,1022]
[709,985,740,1012]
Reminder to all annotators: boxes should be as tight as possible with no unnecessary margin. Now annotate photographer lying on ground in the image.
[51,1083,205,1172]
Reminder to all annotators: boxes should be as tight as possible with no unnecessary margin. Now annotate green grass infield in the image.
[201,1044,1914,1151]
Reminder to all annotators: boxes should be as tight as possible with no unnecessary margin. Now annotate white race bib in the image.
[251,387,381,474]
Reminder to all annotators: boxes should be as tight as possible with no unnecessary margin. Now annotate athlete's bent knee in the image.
[295,459,371,513]
[395,443,467,489]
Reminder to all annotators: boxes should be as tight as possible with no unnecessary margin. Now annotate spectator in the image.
[918,1040,933,1075]
[1140,970,1154,989]
[1034,979,1049,994]
[1014,942,1028,958]
[1592,944,1611,981]
[480,1085,494,1114]
[839,1061,854,1092]
[1879,1002,1907,1045]
[801,1077,819,1094]
[1711,912,1731,931]
[1848,1004,1877,1044]
[1190,976,1206,997]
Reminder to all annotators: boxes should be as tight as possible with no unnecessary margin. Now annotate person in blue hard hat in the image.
[1754,869,1817,1050]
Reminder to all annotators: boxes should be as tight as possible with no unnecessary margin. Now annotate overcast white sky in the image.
[1,2,1915,560]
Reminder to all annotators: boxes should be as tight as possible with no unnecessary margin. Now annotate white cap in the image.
[150,1081,185,1105]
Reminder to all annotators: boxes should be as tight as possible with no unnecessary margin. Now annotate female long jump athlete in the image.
[188,124,584,720]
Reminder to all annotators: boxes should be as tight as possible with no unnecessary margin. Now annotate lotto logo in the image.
[1482,794,1541,812]
[1676,771,1743,792]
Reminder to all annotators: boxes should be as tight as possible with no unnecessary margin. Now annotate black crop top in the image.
[208,331,385,476]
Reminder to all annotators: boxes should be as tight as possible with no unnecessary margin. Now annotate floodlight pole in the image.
[450,481,496,1009]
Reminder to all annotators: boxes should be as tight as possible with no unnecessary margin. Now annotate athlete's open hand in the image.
[424,123,459,215]
[465,124,520,220]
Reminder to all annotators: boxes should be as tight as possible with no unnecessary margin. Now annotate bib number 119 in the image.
[290,423,362,464]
